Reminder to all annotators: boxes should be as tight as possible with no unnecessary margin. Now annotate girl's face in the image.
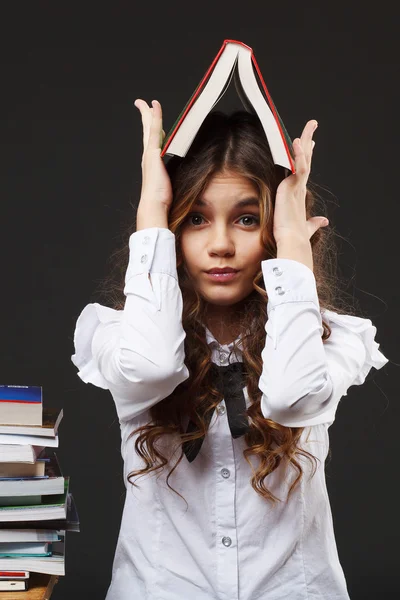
[180,170,269,308]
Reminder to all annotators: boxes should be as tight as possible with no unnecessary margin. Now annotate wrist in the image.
[136,203,170,231]
[276,239,314,272]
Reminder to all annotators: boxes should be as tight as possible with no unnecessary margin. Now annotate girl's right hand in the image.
[134,99,173,211]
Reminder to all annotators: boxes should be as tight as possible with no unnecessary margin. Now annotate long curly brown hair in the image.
[99,110,361,508]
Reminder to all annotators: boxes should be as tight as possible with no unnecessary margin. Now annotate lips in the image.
[206,268,238,274]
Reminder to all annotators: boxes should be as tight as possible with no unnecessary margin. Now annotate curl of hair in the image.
[99,110,361,508]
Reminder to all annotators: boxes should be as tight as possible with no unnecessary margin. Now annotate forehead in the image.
[196,172,259,206]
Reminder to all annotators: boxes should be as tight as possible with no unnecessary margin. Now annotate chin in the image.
[199,287,251,306]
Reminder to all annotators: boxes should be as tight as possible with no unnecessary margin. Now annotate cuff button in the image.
[140,254,148,264]
[272,267,283,276]
[275,286,285,295]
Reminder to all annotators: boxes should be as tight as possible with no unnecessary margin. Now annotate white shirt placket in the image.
[212,347,240,600]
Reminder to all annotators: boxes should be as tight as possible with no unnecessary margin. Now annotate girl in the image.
[71,99,388,599]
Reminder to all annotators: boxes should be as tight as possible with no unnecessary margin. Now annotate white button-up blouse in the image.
[71,227,388,600]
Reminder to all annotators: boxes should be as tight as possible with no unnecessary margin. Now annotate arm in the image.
[258,256,387,427]
[72,99,189,422]
[257,122,388,427]
[72,227,189,422]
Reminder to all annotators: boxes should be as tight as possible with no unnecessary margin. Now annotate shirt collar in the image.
[204,325,244,351]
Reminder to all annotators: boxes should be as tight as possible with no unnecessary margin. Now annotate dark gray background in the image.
[1,1,398,598]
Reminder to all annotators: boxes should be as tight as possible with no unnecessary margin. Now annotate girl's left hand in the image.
[273,120,329,247]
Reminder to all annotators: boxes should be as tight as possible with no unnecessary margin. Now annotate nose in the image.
[208,226,235,256]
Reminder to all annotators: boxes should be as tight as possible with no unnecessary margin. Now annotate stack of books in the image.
[0,385,79,592]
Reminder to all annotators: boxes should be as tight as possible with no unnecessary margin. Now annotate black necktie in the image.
[183,361,249,463]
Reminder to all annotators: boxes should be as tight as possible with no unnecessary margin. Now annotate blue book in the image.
[0,386,42,404]
[0,386,43,427]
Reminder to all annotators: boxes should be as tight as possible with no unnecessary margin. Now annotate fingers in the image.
[300,120,317,161]
[134,99,150,150]
[148,100,163,149]
[293,120,318,180]
[134,98,164,152]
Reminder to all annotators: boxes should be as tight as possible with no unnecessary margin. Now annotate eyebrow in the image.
[193,197,260,209]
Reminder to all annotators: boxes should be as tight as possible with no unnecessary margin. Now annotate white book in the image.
[0,402,42,427]
[0,501,67,522]
[0,477,64,497]
[0,536,65,576]
[0,529,60,543]
[0,433,59,448]
[0,452,64,497]
[161,39,295,173]
[0,549,65,576]
[0,541,50,554]
[0,408,63,437]
[0,579,28,591]
[0,460,46,477]
[0,445,45,464]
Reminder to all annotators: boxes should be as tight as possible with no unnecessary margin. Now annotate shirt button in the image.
[221,468,230,479]
[140,254,148,264]
[275,286,285,295]
[272,266,283,276]
[222,537,232,547]
[142,236,150,245]
[219,352,228,364]
[216,404,226,415]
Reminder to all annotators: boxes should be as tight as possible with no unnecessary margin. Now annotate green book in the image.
[0,477,69,522]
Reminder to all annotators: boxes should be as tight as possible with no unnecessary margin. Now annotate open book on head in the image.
[161,39,296,174]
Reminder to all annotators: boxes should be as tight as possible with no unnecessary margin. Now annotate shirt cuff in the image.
[125,227,177,284]
[262,258,320,317]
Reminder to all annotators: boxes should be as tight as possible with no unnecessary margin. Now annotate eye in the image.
[239,215,260,227]
[186,213,260,227]
[186,213,204,226]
